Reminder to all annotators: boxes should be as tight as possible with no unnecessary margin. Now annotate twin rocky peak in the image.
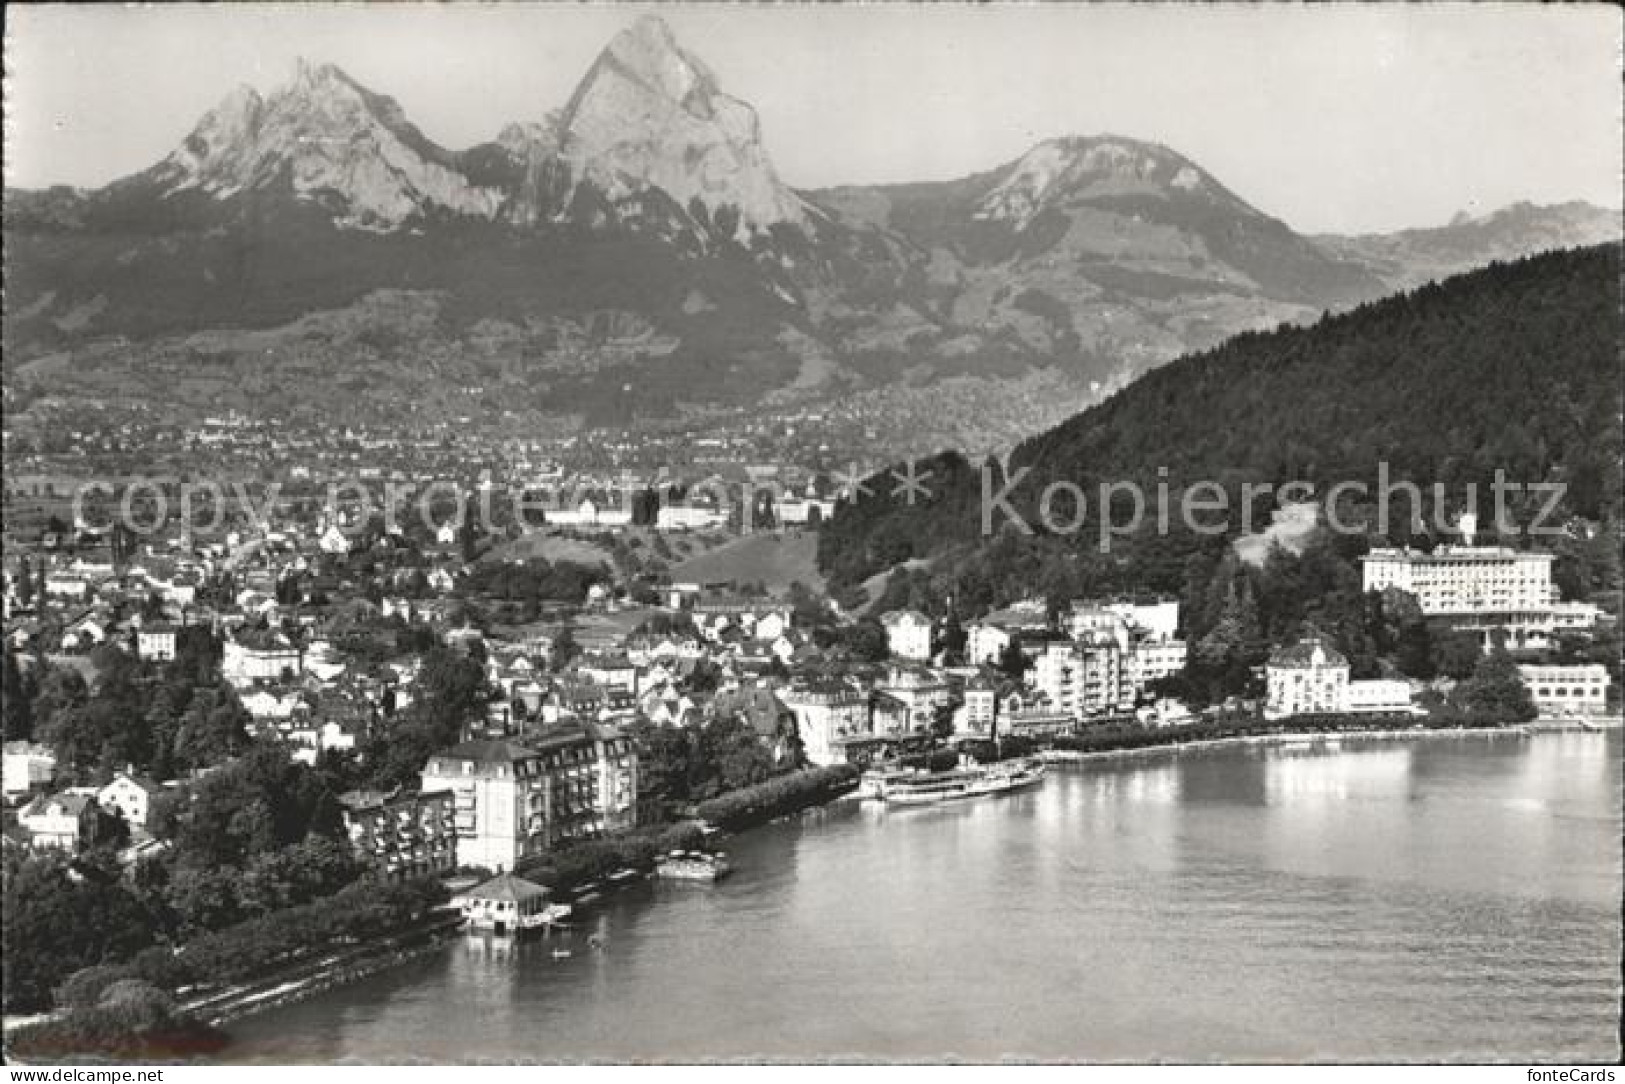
[150,15,1233,244]
[156,15,814,236]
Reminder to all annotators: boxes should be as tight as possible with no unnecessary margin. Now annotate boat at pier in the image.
[869,758,1046,806]
[854,765,920,800]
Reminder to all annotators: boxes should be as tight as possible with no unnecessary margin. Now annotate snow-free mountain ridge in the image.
[5,15,1620,432]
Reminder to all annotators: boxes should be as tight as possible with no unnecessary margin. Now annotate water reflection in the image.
[1263,744,1413,804]
[226,733,1622,1063]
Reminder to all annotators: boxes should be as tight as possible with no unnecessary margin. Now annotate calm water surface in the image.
[227,732,1621,1061]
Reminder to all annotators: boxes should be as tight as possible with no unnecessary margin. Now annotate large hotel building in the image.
[1359,514,1600,649]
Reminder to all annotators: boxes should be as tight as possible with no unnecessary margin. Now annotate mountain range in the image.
[6,15,1620,437]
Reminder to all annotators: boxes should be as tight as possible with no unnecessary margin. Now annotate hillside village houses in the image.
[223,629,304,685]
[136,621,178,661]
[1264,639,1350,718]
[3,742,57,802]
[97,770,165,832]
[15,792,106,852]
[965,599,1050,663]
[966,621,1012,666]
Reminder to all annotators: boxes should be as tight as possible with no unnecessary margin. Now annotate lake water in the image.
[225,731,1622,1062]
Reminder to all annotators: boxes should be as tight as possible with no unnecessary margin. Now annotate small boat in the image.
[655,850,733,882]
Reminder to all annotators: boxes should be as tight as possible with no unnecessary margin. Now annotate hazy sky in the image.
[5,2,1620,233]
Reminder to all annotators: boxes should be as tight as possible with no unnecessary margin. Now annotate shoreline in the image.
[1034,723,1610,767]
[193,915,464,1028]
[194,785,854,1031]
[16,723,1612,1045]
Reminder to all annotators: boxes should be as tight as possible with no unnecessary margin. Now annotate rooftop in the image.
[1267,638,1349,670]
[456,872,551,904]
[1362,545,1554,563]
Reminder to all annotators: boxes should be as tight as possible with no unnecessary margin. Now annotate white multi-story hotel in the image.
[419,727,638,872]
[1359,545,1555,612]
[1077,635,1132,715]
[1032,642,1080,720]
[1032,637,1136,721]
[1053,600,1186,712]
[1359,514,1597,649]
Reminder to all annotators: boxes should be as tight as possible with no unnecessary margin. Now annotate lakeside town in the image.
[4,2,1621,1067]
[4,450,1619,1053]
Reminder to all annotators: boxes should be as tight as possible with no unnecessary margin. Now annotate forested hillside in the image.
[819,244,1622,593]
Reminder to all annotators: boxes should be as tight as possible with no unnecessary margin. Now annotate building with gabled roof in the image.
[1264,638,1350,719]
[451,872,566,934]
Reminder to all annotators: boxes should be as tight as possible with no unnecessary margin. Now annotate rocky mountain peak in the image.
[156,59,501,229]
[557,15,807,235]
[600,15,719,107]
[975,134,1235,228]
[496,119,560,158]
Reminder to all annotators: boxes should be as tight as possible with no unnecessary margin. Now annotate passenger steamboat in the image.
[860,757,1047,806]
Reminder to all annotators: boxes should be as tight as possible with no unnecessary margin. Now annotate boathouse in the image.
[452,872,559,935]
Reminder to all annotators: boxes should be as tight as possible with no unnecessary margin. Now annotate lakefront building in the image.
[419,726,639,872]
[1264,638,1349,719]
[1517,663,1614,717]
[223,630,304,685]
[1340,679,1417,716]
[781,677,871,766]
